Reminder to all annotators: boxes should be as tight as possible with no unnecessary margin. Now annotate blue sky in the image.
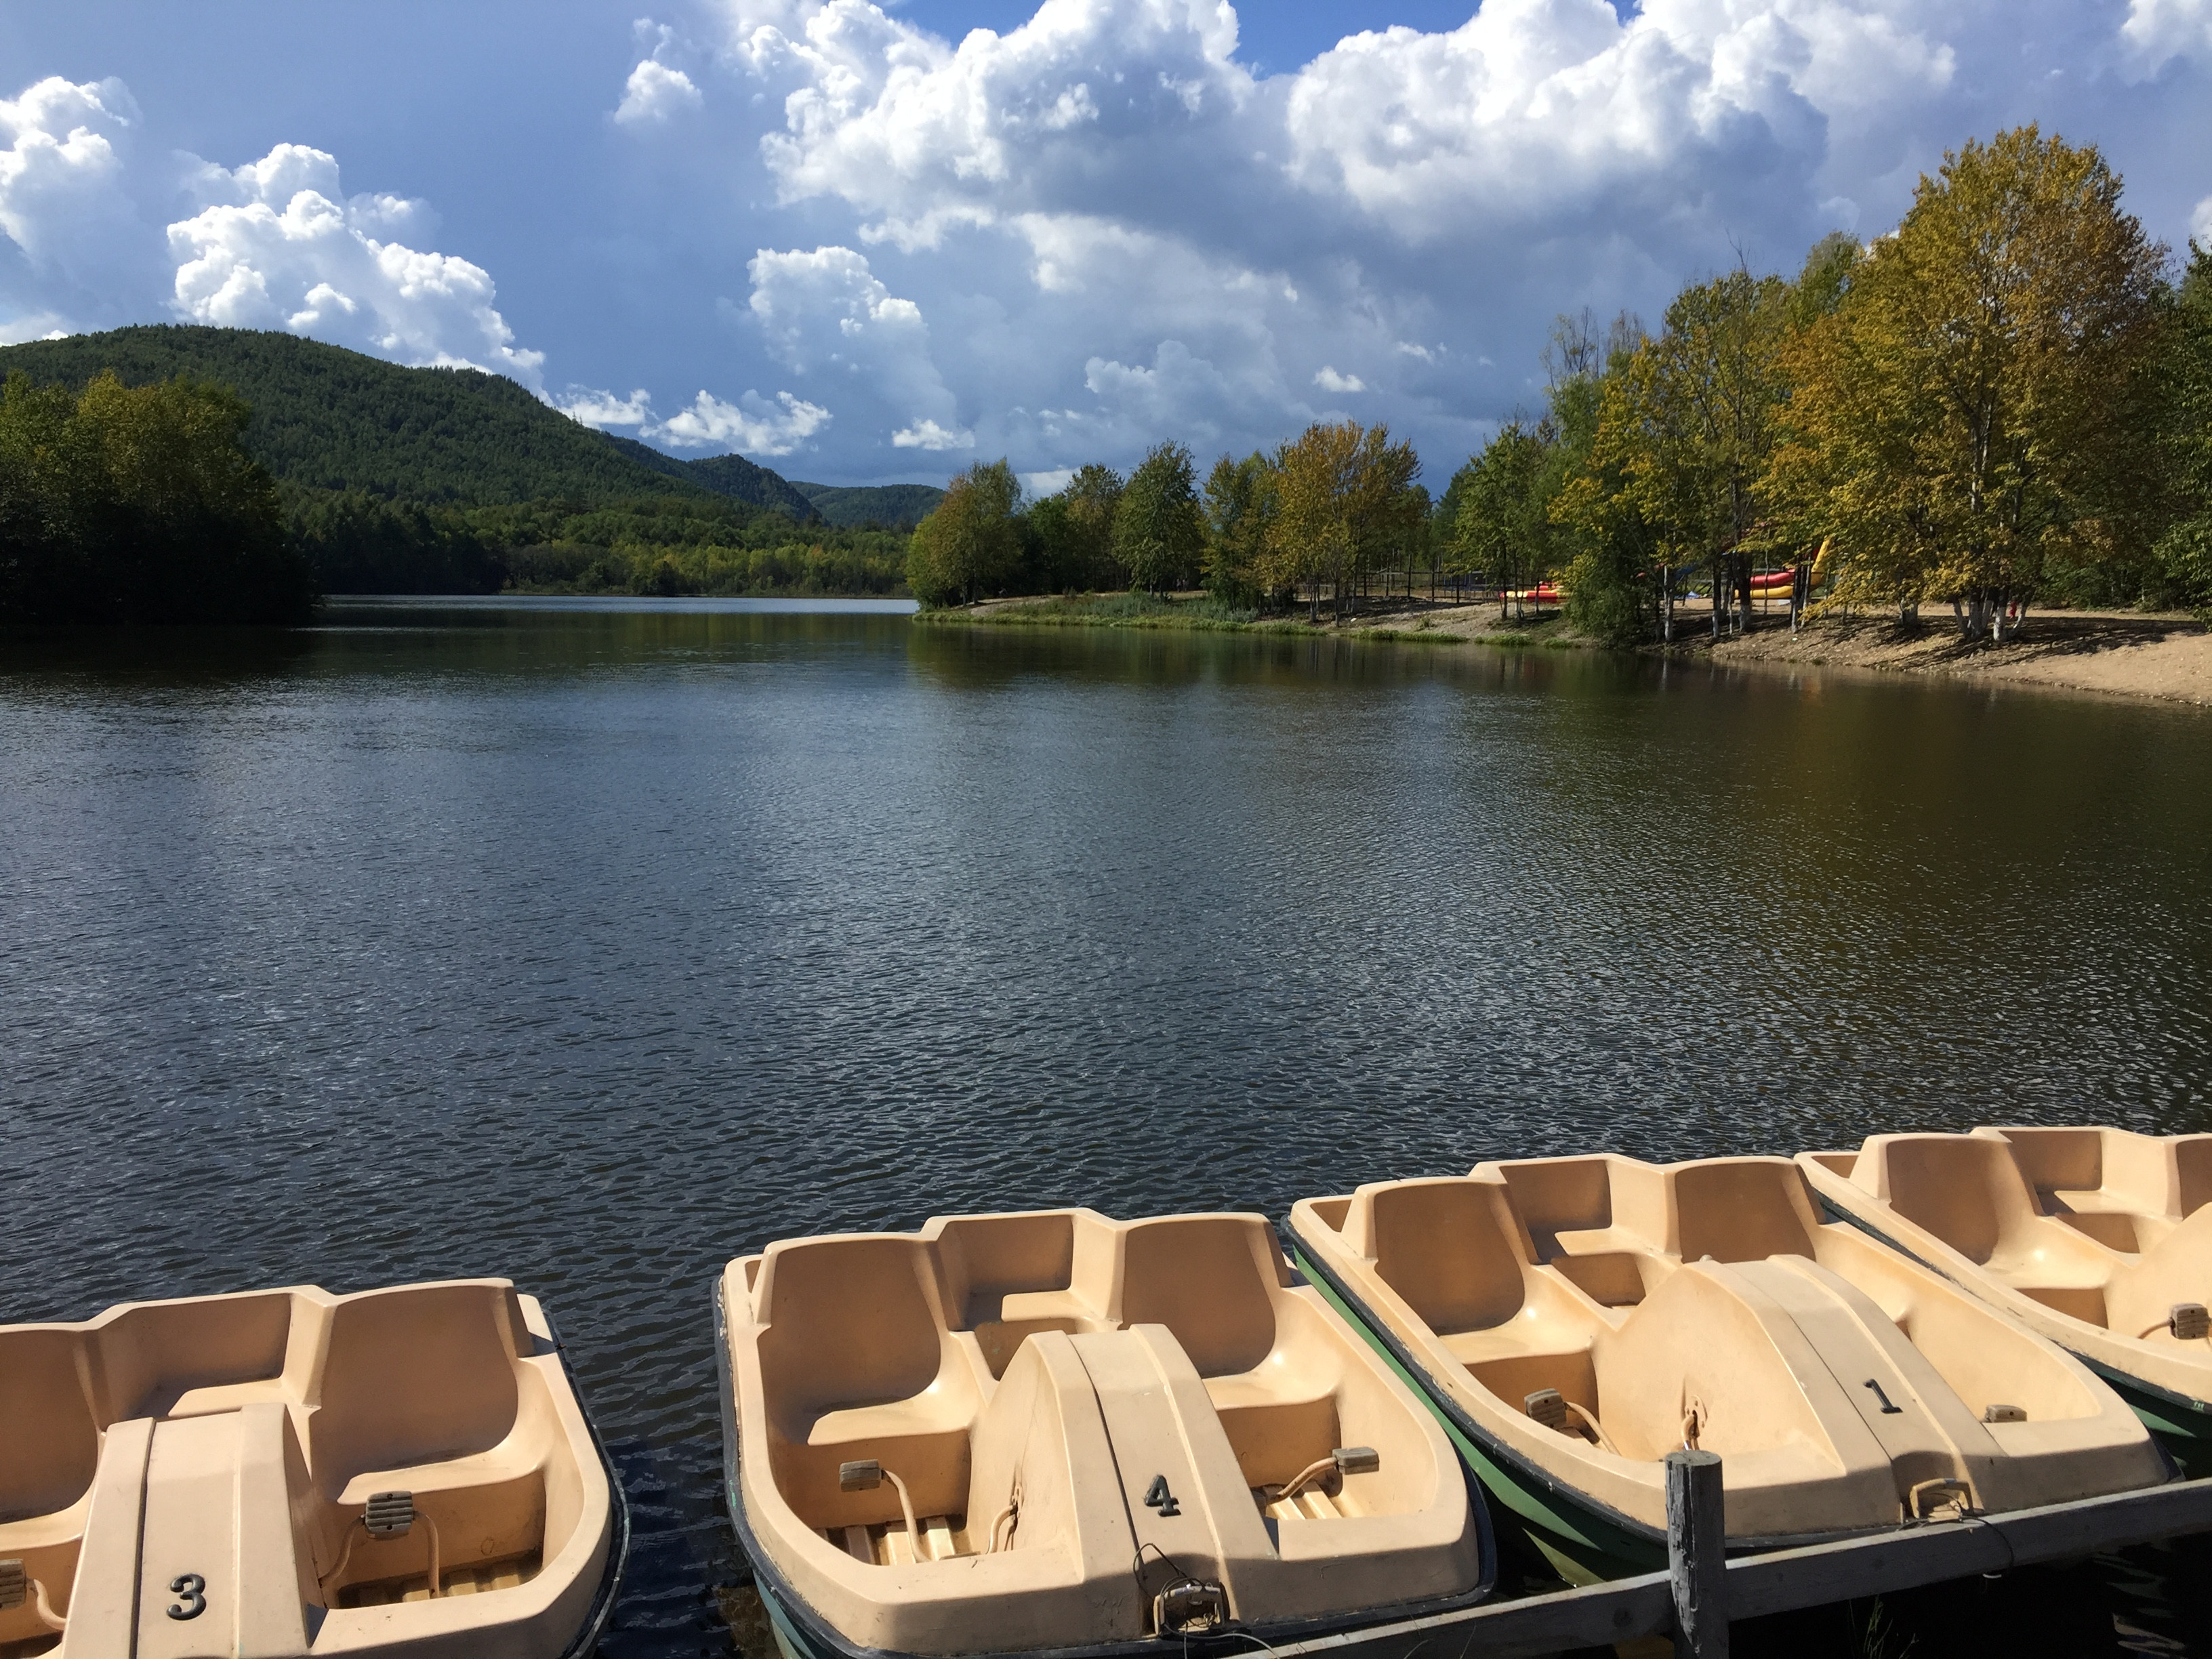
[1,0,2207,487]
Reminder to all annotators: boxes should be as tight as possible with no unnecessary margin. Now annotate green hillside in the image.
[687,453,821,521]
[0,325,721,506]
[0,325,922,598]
[793,480,946,528]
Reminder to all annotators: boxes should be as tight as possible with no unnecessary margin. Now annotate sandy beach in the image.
[954,591,2212,708]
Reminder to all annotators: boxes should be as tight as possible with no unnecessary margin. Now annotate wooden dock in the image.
[1272,1459,2212,1659]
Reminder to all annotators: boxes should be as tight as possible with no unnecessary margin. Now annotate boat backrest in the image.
[933,1212,1078,1325]
[1355,1179,1527,1336]
[1986,1126,2212,1223]
[2179,1138,2212,1217]
[1856,1135,2039,1265]
[308,1282,525,1490]
[1981,1127,2105,1200]
[1118,1217,1279,1378]
[1671,1160,1819,1263]
[1485,1158,1651,1256]
[0,1327,100,1521]
[90,1291,296,1422]
[754,1235,949,1428]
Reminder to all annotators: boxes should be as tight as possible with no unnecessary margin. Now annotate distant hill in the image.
[793,480,946,529]
[0,325,740,509]
[686,453,821,523]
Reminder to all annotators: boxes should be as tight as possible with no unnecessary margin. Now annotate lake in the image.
[4,596,2210,1656]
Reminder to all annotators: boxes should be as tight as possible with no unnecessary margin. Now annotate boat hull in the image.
[713,1267,1498,1659]
[1284,1231,1918,1582]
[1810,1194,2212,1481]
[1284,1235,1662,1582]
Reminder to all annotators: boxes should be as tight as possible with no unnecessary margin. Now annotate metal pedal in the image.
[364,1490,416,1538]
[1525,1388,1568,1431]
[2172,1303,2209,1340]
[0,1559,23,1610]
[1983,1403,2027,1424]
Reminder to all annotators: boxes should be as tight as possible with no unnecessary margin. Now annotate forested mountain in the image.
[0,326,723,506]
[0,325,941,601]
[687,453,821,520]
[792,480,946,529]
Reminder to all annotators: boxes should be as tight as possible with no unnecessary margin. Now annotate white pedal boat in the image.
[0,1278,626,1659]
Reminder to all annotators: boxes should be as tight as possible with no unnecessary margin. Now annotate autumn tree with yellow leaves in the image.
[1769,127,2167,640]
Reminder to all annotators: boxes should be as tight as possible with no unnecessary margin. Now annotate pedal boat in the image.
[0,1278,626,1659]
[714,1208,1493,1659]
[1799,1127,2212,1473]
[1286,1153,2166,1582]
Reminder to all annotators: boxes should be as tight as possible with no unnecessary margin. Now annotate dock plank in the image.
[1270,1477,2212,1658]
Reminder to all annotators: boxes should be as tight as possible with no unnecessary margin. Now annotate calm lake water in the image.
[4,596,2211,1656]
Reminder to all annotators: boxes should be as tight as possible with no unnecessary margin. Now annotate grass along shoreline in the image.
[914,590,1557,645]
[920,588,2212,705]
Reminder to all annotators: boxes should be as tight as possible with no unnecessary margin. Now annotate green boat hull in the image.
[2089,1364,2212,1479]
[1288,1240,1665,1582]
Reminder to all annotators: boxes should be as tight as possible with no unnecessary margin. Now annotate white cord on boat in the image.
[881,1467,920,1554]
[30,1578,64,1633]
[1274,1456,1342,1502]
[1563,1401,1620,1456]
[319,1509,443,1599]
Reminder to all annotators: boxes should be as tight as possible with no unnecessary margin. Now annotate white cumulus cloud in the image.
[891,417,973,449]
[657,387,832,451]
[0,73,553,388]
[616,59,703,124]
[556,386,657,428]
[706,0,2209,480]
[744,243,967,453]
[559,382,833,455]
[2121,0,2212,70]
[167,142,545,386]
[0,75,162,331]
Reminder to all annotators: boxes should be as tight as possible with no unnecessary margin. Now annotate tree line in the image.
[912,127,2212,643]
[0,372,911,621]
[0,370,314,624]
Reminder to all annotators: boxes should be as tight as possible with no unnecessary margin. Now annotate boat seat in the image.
[992,1289,1100,1324]
[805,1391,973,1447]
[1552,1226,1652,1258]
[333,1441,544,1507]
[155,1377,296,1419]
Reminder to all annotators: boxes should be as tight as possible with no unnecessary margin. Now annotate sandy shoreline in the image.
[951,592,2212,709]
[1700,606,2212,707]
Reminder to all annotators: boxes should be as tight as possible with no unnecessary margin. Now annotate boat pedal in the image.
[1983,1403,2026,1424]
[1524,1389,1570,1431]
[0,1559,23,1610]
[2172,1304,2210,1340]
[839,1461,884,1492]
[1153,1576,1228,1637]
[365,1491,417,1538]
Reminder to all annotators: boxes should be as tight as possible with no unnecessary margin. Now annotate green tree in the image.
[1267,422,1422,621]
[1114,441,1204,594]
[2156,241,2212,613]
[1025,463,1124,592]
[1770,127,2167,639]
[1201,451,1277,606]
[1452,419,1551,620]
[906,458,1023,607]
[1612,270,1793,638]
[0,369,311,624]
[1545,311,1660,643]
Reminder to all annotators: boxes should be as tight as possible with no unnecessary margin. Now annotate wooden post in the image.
[1666,1450,1727,1659]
